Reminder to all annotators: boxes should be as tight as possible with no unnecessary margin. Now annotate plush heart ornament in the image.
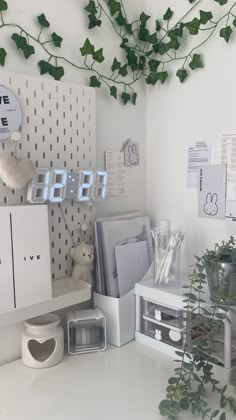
[0,153,34,190]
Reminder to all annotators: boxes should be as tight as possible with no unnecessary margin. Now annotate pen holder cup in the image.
[153,230,182,288]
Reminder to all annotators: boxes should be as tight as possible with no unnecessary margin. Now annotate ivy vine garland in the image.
[0,0,235,105]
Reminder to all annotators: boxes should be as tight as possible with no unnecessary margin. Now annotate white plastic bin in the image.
[93,289,135,347]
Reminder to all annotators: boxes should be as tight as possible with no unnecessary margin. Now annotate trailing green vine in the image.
[0,0,235,104]
[159,237,236,420]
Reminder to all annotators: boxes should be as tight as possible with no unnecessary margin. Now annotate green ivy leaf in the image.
[140,12,150,26]
[119,64,128,77]
[219,413,226,420]
[125,23,132,35]
[139,55,146,70]
[127,50,138,71]
[148,59,160,72]
[11,33,35,59]
[138,25,149,42]
[145,71,159,86]
[168,37,180,50]
[189,53,203,70]
[107,0,121,16]
[121,92,130,105]
[120,37,129,50]
[176,68,188,83]
[92,48,105,63]
[38,60,64,81]
[0,48,7,66]
[156,19,161,31]
[0,0,7,11]
[38,60,51,75]
[154,41,171,55]
[214,0,228,5]
[50,65,64,81]
[80,38,94,56]
[84,0,97,15]
[185,18,201,35]
[88,14,102,29]
[51,32,63,48]
[220,26,232,43]
[90,75,101,88]
[200,10,213,25]
[111,57,121,72]
[110,85,117,99]
[132,92,137,105]
[233,17,236,28]
[163,7,173,21]
[116,11,126,26]
[158,71,168,84]
[37,13,50,28]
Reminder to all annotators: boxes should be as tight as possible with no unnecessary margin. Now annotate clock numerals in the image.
[27,168,107,204]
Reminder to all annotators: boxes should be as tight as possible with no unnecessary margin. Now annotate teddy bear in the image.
[69,243,95,287]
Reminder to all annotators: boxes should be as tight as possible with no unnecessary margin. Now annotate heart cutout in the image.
[28,339,56,362]
[0,153,34,190]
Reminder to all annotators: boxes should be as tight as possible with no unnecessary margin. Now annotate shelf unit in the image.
[135,276,236,377]
[0,278,91,328]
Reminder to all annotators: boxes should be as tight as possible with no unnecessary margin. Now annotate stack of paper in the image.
[95,214,153,298]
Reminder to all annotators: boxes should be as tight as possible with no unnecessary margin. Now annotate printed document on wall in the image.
[187,142,211,188]
[221,134,236,200]
[198,165,226,219]
[105,150,128,196]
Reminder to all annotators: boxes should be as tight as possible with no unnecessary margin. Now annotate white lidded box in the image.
[0,204,52,313]
[93,288,135,347]
[67,308,106,354]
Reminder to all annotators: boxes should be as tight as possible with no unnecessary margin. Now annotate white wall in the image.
[0,0,146,364]
[146,0,235,271]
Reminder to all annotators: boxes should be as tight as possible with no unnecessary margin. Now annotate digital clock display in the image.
[27,168,107,204]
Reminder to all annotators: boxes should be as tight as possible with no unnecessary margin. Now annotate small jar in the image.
[22,313,64,369]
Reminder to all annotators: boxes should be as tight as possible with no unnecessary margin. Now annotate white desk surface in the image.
[0,341,234,420]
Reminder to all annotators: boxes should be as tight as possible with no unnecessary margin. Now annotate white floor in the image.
[0,341,234,420]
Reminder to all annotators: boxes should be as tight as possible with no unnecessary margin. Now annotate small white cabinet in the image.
[135,277,236,374]
[0,205,52,313]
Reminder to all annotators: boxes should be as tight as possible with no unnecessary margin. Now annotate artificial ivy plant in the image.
[159,237,236,420]
[0,0,235,105]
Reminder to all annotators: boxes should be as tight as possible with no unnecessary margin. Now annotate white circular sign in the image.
[169,329,182,343]
[0,85,22,140]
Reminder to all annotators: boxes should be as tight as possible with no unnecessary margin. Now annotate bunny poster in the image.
[198,165,226,219]
[124,141,140,167]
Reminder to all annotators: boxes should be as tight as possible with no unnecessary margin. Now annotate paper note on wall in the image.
[221,134,236,200]
[198,165,226,219]
[225,201,236,234]
[105,150,128,196]
[187,142,211,188]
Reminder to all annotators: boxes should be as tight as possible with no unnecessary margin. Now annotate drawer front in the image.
[144,300,184,329]
[142,319,184,349]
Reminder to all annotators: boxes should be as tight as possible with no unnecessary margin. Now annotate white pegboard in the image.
[0,71,96,280]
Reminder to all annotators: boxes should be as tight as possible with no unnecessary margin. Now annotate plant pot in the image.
[205,259,236,304]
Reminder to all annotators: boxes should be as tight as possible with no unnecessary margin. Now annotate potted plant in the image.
[159,237,236,420]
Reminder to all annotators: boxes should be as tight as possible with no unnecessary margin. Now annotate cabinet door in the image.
[0,207,14,313]
[11,205,52,308]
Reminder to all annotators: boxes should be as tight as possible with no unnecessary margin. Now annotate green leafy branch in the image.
[0,0,235,105]
[159,237,236,420]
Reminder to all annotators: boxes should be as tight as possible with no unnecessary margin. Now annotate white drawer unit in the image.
[0,204,52,312]
[135,276,236,378]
